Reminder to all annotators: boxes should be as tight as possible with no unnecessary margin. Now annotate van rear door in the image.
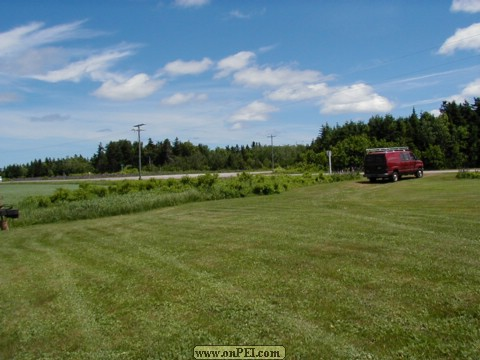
[365,153,386,175]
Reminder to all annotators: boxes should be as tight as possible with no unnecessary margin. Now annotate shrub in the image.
[196,173,218,189]
[456,170,480,179]
[50,188,74,203]
[180,176,194,186]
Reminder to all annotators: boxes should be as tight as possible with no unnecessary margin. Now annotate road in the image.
[6,169,472,183]
[8,171,274,183]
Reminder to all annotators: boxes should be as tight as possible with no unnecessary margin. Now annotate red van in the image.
[363,147,424,182]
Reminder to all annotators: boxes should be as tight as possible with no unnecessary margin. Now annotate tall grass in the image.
[13,173,359,226]
[17,189,205,226]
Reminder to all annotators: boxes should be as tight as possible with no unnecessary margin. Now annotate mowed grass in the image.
[0,182,79,205]
[0,174,479,359]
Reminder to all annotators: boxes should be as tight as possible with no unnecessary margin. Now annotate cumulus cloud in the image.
[234,66,322,87]
[161,92,208,105]
[451,0,480,13]
[460,78,480,96]
[162,57,213,76]
[449,78,480,102]
[228,61,391,116]
[93,73,165,101]
[215,51,256,78]
[320,83,394,114]
[438,23,480,54]
[229,100,278,129]
[173,0,210,8]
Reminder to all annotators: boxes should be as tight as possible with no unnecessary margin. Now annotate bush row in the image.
[16,172,360,226]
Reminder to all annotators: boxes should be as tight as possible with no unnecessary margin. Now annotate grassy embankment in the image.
[0,173,479,359]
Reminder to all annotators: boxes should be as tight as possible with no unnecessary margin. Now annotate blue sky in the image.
[1,0,479,167]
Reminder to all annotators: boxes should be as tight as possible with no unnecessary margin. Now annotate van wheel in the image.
[391,172,399,182]
[415,169,424,178]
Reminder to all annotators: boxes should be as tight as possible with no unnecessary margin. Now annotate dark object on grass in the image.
[0,205,19,231]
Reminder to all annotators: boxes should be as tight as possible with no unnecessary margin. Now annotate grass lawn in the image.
[0,174,479,359]
[0,182,79,206]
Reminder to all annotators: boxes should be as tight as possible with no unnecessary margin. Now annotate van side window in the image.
[400,153,410,161]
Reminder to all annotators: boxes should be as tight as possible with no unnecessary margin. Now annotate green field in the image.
[0,174,479,359]
[0,182,79,206]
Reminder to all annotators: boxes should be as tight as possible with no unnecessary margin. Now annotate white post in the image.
[327,150,332,174]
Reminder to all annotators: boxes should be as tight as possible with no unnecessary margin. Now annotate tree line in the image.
[2,99,479,178]
[310,99,479,170]
[2,140,307,178]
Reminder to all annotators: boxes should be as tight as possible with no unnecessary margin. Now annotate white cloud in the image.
[399,97,448,110]
[0,20,101,76]
[215,51,256,78]
[162,57,213,76]
[174,0,210,8]
[0,20,94,57]
[438,23,480,54]
[460,78,480,96]
[258,44,277,53]
[449,78,480,102]
[229,10,251,19]
[0,22,44,56]
[451,0,480,13]
[161,92,208,105]
[93,73,165,101]
[26,42,165,102]
[267,83,329,101]
[5,47,66,76]
[31,49,133,82]
[234,66,322,87]
[229,100,278,129]
[227,8,265,20]
[320,83,394,114]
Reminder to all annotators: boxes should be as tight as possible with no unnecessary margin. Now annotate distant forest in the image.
[2,99,479,178]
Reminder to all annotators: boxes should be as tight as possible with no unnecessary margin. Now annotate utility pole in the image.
[327,150,332,174]
[132,123,145,180]
[267,134,276,172]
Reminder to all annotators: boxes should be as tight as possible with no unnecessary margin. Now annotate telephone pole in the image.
[132,123,145,180]
[267,134,276,172]
[327,150,332,174]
